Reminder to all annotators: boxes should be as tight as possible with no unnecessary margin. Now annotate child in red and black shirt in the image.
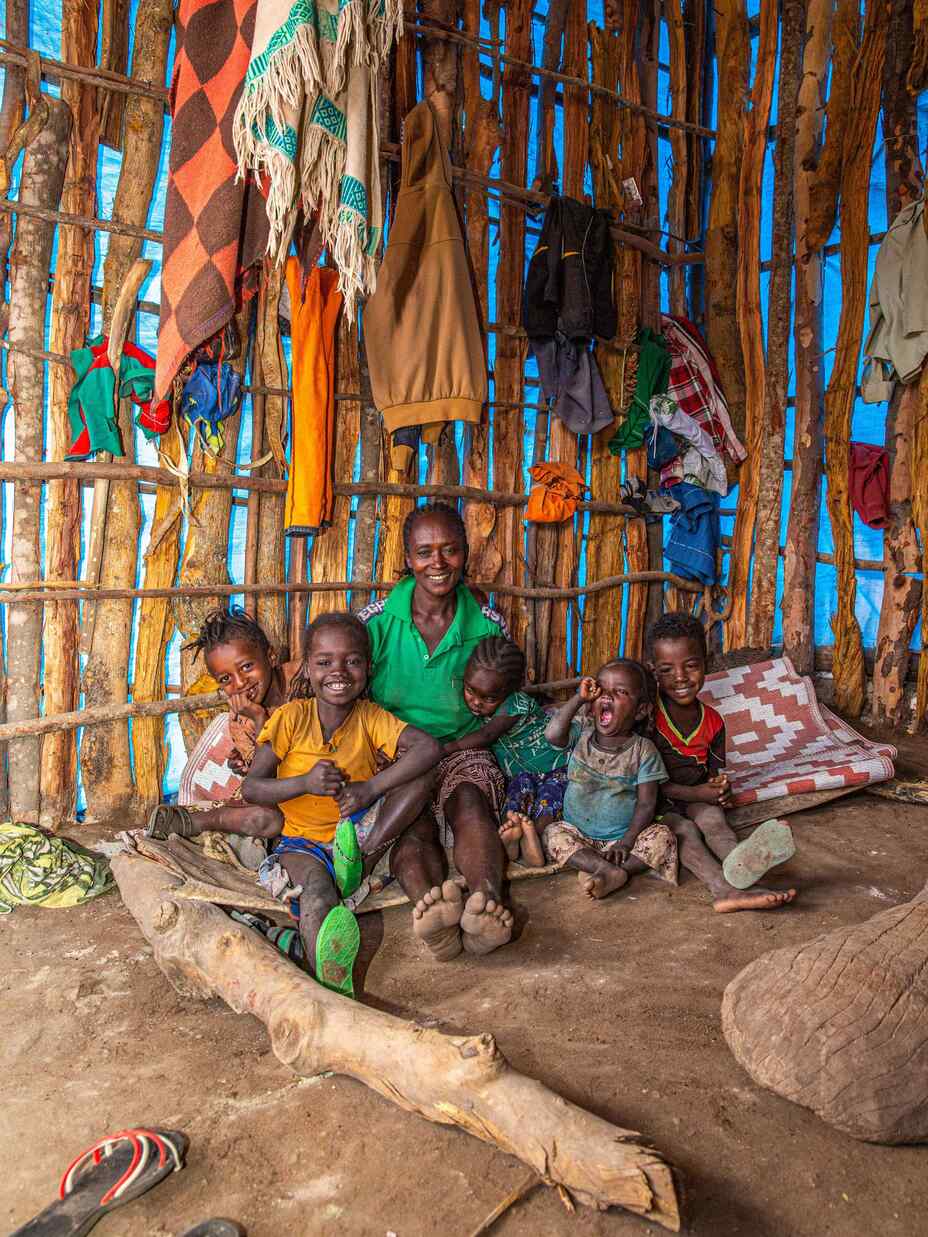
[646,613,797,913]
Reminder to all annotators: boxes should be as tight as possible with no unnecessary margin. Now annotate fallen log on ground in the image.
[722,878,928,1143]
[111,851,680,1229]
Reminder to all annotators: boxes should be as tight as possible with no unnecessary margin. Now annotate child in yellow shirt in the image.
[243,611,440,996]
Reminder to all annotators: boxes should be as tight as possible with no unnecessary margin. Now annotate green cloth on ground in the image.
[0,821,114,914]
[491,691,575,778]
[608,327,671,453]
[362,576,509,742]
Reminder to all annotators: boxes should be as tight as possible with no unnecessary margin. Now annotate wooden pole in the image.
[39,0,101,829]
[823,0,886,717]
[460,0,502,592]
[914,366,928,731]
[6,96,71,823]
[805,0,860,252]
[253,263,288,655]
[0,690,225,742]
[173,304,248,752]
[543,0,586,683]
[724,0,776,651]
[79,0,172,821]
[782,0,831,675]
[704,0,748,447]
[0,0,29,269]
[488,0,531,640]
[664,0,688,316]
[131,419,187,809]
[870,0,924,726]
[98,0,130,147]
[747,0,803,648]
[350,339,382,612]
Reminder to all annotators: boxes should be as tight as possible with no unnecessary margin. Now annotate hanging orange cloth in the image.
[284,259,343,536]
[525,461,587,523]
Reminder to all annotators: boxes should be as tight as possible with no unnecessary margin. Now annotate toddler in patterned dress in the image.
[442,637,571,866]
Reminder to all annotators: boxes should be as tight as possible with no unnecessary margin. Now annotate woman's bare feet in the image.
[412,880,464,960]
[578,863,629,900]
[460,890,514,955]
[712,886,797,913]
[498,811,527,863]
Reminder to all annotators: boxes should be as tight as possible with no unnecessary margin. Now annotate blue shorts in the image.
[259,807,372,918]
[504,769,568,821]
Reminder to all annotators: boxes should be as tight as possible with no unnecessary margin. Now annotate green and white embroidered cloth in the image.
[233,0,401,311]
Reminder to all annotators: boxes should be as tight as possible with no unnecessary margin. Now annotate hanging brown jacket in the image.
[364,100,487,458]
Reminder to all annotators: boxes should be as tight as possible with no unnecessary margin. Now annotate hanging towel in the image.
[285,259,343,536]
[67,336,171,460]
[530,336,614,436]
[660,315,746,470]
[364,100,487,463]
[180,361,243,455]
[155,0,269,401]
[525,461,587,523]
[849,442,891,529]
[664,482,720,585]
[234,0,400,312]
[862,197,928,400]
[608,327,670,453]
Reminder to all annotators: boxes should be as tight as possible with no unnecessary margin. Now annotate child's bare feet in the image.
[460,890,513,955]
[499,811,527,862]
[712,886,797,913]
[519,817,546,867]
[578,863,629,900]
[412,880,464,960]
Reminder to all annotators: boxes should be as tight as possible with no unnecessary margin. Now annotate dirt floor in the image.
[3,746,928,1236]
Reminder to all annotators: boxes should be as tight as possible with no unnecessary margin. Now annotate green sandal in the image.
[146,804,197,840]
[722,818,795,890]
[333,816,363,898]
[314,905,360,998]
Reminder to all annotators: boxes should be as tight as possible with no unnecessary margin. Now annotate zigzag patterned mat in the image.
[701,658,896,807]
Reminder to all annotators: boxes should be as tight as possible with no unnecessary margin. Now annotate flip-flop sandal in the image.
[12,1127,188,1237]
[722,818,796,890]
[146,804,197,840]
[333,816,363,898]
[181,1222,246,1236]
[315,904,360,998]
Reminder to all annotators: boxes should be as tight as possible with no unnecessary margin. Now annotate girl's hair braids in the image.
[466,636,526,697]
[184,606,273,663]
[401,501,469,576]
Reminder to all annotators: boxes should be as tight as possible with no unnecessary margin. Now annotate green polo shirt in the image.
[360,576,509,742]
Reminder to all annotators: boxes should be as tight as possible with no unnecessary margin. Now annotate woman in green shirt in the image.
[359,504,514,960]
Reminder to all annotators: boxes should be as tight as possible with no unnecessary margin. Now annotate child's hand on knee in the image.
[708,772,733,807]
[302,759,347,798]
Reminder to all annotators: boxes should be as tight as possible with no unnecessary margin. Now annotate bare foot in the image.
[412,880,464,960]
[713,886,797,914]
[499,811,529,863]
[460,890,514,956]
[578,865,629,900]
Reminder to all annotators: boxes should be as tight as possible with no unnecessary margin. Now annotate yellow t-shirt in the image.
[257,698,407,843]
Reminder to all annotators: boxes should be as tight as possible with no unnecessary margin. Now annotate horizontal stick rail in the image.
[0,569,701,605]
[0,691,225,741]
[0,462,642,516]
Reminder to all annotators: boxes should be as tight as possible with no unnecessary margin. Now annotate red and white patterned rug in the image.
[178,714,243,806]
[701,657,896,807]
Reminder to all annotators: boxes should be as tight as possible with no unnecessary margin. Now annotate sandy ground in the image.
[2,761,927,1236]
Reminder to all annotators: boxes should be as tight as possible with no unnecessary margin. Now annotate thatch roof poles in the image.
[870,0,925,726]
[782,0,831,675]
[6,92,71,823]
[40,0,101,829]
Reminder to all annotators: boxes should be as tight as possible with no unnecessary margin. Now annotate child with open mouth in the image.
[242,611,440,996]
[542,660,678,898]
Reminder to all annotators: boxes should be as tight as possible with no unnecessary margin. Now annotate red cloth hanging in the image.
[848,442,890,529]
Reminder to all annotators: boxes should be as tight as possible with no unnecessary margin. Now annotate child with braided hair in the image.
[447,635,571,866]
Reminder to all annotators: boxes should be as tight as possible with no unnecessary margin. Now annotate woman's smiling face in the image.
[405,514,467,600]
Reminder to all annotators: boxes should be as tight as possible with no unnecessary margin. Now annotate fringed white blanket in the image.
[233,0,401,311]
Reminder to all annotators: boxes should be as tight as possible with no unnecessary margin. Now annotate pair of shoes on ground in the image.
[12,1127,244,1237]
